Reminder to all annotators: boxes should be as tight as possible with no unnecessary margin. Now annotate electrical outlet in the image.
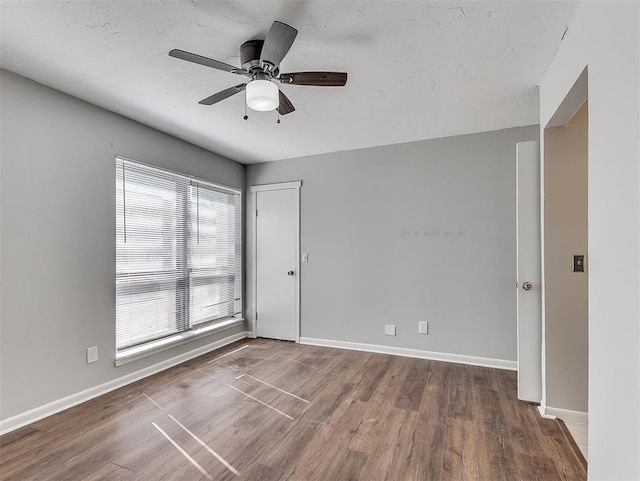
[419,321,429,334]
[384,324,396,336]
[87,346,98,364]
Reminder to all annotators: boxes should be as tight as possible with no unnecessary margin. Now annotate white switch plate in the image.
[419,321,429,334]
[384,324,396,336]
[302,253,308,263]
[87,346,98,364]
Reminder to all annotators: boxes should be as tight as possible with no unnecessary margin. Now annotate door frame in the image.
[250,181,302,342]
[539,67,589,419]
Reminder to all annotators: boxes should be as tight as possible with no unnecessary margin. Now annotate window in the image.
[115,157,241,354]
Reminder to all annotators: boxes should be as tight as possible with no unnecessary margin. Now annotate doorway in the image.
[250,182,301,341]
[542,68,589,459]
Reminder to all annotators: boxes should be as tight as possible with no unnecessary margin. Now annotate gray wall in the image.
[247,125,538,362]
[544,102,588,413]
[0,69,245,420]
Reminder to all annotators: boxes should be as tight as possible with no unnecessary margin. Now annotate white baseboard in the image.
[541,405,588,425]
[299,337,517,371]
[538,404,555,419]
[0,331,249,436]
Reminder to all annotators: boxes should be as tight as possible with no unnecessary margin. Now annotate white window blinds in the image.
[115,158,241,352]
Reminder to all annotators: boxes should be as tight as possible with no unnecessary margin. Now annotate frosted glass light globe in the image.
[246,80,279,111]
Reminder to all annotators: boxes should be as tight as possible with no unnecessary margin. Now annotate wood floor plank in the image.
[285,401,363,480]
[394,358,431,411]
[448,382,473,420]
[0,340,586,481]
[495,369,518,401]
[475,383,509,436]
[357,407,415,480]
[533,412,587,479]
[237,462,286,481]
[477,430,522,481]
[472,366,500,392]
[473,374,521,481]
[293,345,341,372]
[257,419,324,475]
[335,449,369,481]
[541,428,588,481]
[208,409,295,476]
[353,355,393,402]
[447,371,475,422]
[300,380,355,424]
[413,361,450,480]
[558,419,588,470]
[441,418,482,481]
[262,352,341,403]
[501,396,547,457]
[348,356,410,454]
[228,377,309,420]
[234,368,310,401]
[78,462,133,481]
[160,446,239,481]
[325,348,374,381]
[450,363,474,389]
[514,452,563,481]
[120,446,189,481]
[0,426,51,467]
[0,425,39,447]
[1,401,168,481]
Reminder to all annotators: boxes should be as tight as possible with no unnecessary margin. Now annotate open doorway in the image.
[541,68,589,460]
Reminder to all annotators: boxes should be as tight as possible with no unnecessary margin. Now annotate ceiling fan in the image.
[169,21,347,117]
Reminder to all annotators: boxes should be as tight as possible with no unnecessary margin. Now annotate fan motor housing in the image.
[240,39,264,70]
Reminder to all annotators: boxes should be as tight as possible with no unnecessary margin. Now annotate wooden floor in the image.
[1,339,586,481]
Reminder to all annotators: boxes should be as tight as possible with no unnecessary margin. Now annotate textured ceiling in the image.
[0,1,578,164]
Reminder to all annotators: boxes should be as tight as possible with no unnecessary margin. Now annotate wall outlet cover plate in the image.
[87,346,98,364]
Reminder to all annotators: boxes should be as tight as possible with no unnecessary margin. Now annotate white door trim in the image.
[251,181,302,192]
[250,181,301,342]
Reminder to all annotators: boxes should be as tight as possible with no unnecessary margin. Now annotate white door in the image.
[516,141,543,402]
[253,183,300,341]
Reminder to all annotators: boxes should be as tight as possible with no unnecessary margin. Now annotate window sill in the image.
[115,318,244,367]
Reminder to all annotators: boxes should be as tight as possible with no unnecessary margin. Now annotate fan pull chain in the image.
[277,110,281,124]
[243,90,248,121]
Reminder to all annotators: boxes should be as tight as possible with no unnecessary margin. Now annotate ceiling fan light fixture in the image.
[246,79,279,111]
[169,21,347,115]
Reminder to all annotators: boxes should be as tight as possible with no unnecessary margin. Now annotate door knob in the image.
[287,270,295,276]
[522,281,533,291]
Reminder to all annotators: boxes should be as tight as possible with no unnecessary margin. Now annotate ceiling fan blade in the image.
[260,21,298,68]
[277,89,295,115]
[169,49,242,74]
[279,72,348,86]
[198,83,246,105]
